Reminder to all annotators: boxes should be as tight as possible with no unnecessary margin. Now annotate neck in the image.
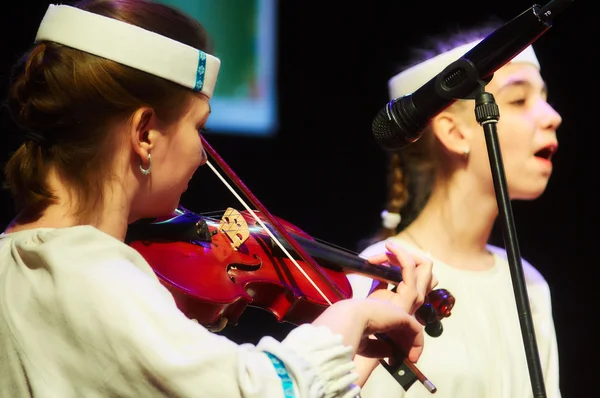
[5,174,132,241]
[399,175,499,270]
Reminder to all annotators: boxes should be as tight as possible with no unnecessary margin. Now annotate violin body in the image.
[126,207,353,331]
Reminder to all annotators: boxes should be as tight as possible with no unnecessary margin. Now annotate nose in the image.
[199,148,208,166]
[540,100,562,132]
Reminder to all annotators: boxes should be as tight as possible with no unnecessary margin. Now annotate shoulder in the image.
[358,239,389,259]
[1,225,184,343]
[16,225,155,277]
[34,227,190,341]
[486,244,548,286]
[43,226,149,265]
[44,226,165,295]
[2,225,166,314]
[486,244,553,312]
[487,246,558,338]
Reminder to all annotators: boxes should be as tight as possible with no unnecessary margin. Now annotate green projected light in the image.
[158,0,278,136]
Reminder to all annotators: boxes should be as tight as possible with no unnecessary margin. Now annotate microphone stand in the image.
[472,87,548,398]
[428,69,549,396]
[429,63,549,395]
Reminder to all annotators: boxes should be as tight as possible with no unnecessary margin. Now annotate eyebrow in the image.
[200,104,211,126]
[198,103,211,122]
[496,78,548,96]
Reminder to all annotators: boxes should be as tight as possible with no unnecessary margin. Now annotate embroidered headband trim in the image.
[35,4,221,98]
[388,40,539,100]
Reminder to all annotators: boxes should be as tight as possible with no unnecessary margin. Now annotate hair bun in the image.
[6,43,55,138]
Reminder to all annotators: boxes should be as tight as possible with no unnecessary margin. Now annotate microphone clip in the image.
[434,57,492,102]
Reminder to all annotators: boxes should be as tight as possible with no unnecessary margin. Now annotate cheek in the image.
[496,116,534,155]
[173,135,204,182]
[469,118,527,176]
[158,134,203,179]
[176,131,203,162]
[188,135,205,168]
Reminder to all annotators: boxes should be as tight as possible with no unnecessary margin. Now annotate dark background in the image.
[1,1,582,396]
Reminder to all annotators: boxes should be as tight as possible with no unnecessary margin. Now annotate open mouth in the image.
[534,145,557,160]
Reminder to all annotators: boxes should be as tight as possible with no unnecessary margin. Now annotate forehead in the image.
[487,63,545,93]
[182,94,211,121]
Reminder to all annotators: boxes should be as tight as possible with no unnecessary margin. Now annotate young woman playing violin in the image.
[0,1,437,397]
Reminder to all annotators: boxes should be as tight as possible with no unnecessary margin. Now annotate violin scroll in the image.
[416,288,455,338]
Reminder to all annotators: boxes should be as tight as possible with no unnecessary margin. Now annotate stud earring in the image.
[140,153,152,175]
[463,147,471,160]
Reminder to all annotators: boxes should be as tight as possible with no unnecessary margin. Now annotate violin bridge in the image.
[219,207,250,249]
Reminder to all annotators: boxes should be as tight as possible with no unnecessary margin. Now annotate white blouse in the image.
[348,237,561,398]
[0,226,359,398]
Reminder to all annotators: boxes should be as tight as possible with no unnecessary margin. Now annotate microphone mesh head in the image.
[372,99,422,151]
[372,105,401,151]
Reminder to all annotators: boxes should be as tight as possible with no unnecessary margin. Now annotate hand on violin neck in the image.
[365,240,437,315]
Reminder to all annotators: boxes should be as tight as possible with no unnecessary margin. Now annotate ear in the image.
[430,109,471,158]
[129,107,160,160]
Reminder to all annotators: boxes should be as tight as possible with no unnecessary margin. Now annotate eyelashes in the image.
[509,99,527,106]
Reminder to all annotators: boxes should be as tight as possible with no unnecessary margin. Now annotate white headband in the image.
[388,40,539,100]
[34,4,221,98]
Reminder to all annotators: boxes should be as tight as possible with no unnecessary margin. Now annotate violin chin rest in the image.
[125,212,212,244]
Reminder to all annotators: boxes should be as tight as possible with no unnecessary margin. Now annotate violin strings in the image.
[196,210,223,220]
[312,237,361,256]
[199,212,359,255]
[204,160,334,306]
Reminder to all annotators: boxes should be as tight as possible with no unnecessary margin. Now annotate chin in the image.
[514,184,549,200]
[155,202,181,218]
[135,198,181,221]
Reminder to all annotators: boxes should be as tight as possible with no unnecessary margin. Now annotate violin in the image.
[125,137,456,393]
[126,207,453,334]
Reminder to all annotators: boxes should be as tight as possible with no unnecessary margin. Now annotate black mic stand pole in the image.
[432,61,548,395]
[433,69,548,396]
[472,87,548,398]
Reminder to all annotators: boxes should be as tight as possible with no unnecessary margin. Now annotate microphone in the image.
[371,0,574,151]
